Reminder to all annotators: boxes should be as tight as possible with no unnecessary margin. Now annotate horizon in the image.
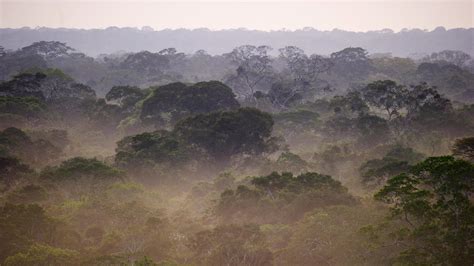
[1,25,473,33]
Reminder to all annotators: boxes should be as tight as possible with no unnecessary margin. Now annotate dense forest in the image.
[0,39,473,265]
[1,27,473,57]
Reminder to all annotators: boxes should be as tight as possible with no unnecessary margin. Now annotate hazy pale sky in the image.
[0,0,473,31]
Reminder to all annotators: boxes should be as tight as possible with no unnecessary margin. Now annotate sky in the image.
[0,0,473,32]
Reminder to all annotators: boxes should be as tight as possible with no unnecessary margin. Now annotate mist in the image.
[0,1,473,266]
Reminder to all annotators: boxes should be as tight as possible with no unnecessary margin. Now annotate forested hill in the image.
[1,27,473,57]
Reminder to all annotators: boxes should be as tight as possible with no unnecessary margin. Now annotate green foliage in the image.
[0,96,46,117]
[115,130,192,171]
[41,157,123,182]
[105,85,148,114]
[174,108,277,163]
[216,172,355,223]
[140,81,239,126]
[330,91,369,117]
[22,67,74,81]
[4,244,78,266]
[359,145,424,187]
[0,203,59,262]
[362,80,406,120]
[134,256,157,266]
[374,156,474,265]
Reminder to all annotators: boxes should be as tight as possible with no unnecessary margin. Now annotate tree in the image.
[0,204,59,262]
[0,156,32,189]
[453,137,474,162]
[41,157,123,182]
[115,130,192,171]
[19,41,75,59]
[362,80,407,120]
[359,145,425,188]
[265,81,304,109]
[189,224,273,266]
[330,91,369,118]
[0,96,46,118]
[279,46,332,90]
[355,114,391,147]
[404,82,454,131]
[140,81,240,127]
[0,69,96,102]
[0,127,62,168]
[330,47,372,81]
[105,85,148,114]
[225,45,274,101]
[4,244,78,266]
[216,172,355,223]
[272,46,332,108]
[120,51,169,78]
[375,156,474,265]
[279,205,388,266]
[40,157,124,196]
[174,108,277,164]
[423,50,472,67]
[274,152,310,174]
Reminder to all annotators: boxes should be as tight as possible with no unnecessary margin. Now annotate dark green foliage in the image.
[174,108,276,163]
[115,130,192,169]
[4,243,78,266]
[105,85,148,114]
[360,159,411,187]
[375,156,474,265]
[330,91,369,117]
[0,96,46,118]
[216,172,355,223]
[330,47,372,81]
[0,70,95,102]
[360,145,425,187]
[405,83,454,123]
[140,81,239,126]
[40,157,123,183]
[251,172,345,194]
[362,80,406,120]
[84,98,128,134]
